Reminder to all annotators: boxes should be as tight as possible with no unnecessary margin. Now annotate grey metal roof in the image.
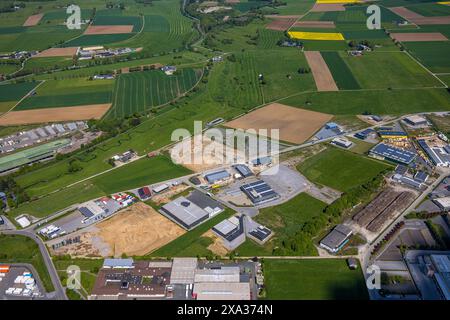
[160,196,209,230]
[103,258,134,268]
[204,170,230,184]
[320,224,353,251]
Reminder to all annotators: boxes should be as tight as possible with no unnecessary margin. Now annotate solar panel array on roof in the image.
[213,216,244,242]
[249,226,272,241]
[370,143,416,165]
[418,139,450,167]
[414,171,429,183]
[240,180,279,204]
[79,207,94,218]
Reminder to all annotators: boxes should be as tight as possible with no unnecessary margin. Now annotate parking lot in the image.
[0,265,45,300]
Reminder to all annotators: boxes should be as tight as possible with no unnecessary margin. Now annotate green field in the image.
[150,208,235,257]
[321,52,360,90]
[235,193,328,256]
[263,259,369,300]
[406,3,450,16]
[341,51,442,89]
[0,234,54,292]
[281,88,450,115]
[403,41,450,73]
[107,68,201,118]
[92,15,143,32]
[0,81,40,102]
[297,147,391,192]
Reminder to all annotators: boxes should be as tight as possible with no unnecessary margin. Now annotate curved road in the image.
[1,230,67,300]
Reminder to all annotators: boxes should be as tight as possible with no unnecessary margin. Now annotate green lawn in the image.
[297,147,391,192]
[403,41,450,73]
[263,259,369,300]
[0,234,54,292]
[149,208,235,257]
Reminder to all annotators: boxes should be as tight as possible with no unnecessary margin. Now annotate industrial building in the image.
[331,137,352,149]
[204,170,231,184]
[430,255,450,300]
[378,131,408,140]
[433,197,450,211]
[414,171,429,183]
[160,197,210,230]
[319,224,353,253]
[233,164,254,178]
[392,174,423,190]
[170,258,198,285]
[417,139,450,167]
[192,282,250,300]
[186,190,224,216]
[369,143,417,165]
[404,115,428,127]
[89,260,171,300]
[248,225,273,245]
[212,215,245,250]
[354,128,375,140]
[240,180,280,205]
[194,267,240,283]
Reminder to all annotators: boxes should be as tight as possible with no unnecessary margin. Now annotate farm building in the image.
[204,170,231,184]
[212,215,245,250]
[319,224,353,253]
[404,115,428,127]
[160,196,210,230]
[161,65,177,75]
[331,137,352,149]
[417,139,450,167]
[240,180,279,205]
[369,143,417,165]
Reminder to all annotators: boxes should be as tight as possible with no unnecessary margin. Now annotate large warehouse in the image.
[240,180,280,205]
[369,143,416,165]
[319,224,353,253]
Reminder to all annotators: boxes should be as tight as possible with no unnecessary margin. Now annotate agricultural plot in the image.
[297,147,391,192]
[304,51,339,92]
[107,68,201,119]
[405,3,450,17]
[403,41,450,73]
[321,51,360,90]
[0,81,40,102]
[263,259,368,300]
[340,51,443,89]
[272,0,316,15]
[280,88,450,115]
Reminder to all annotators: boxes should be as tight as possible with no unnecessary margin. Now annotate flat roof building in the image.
[194,267,240,283]
[103,258,134,269]
[331,137,352,149]
[248,225,273,244]
[378,131,408,139]
[204,170,231,184]
[170,258,198,285]
[433,197,450,211]
[240,180,280,205]
[160,196,210,230]
[369,143,416,165]
[404,115,428,126]
[212,215,245,250]
[430,255,450,300]
[417,139,450,167]
[193,282,250,300]
[233,164,253,178]
[186,190,224,216]
[320,224,353,253]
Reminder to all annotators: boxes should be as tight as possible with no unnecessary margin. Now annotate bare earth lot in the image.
[310,3,345,12]
[51,203,186,257]
[389,32,448,42]
[34,47,79,58]
[304,51,338,92]
[389,7,450,25]
[0,104,111,125]
[225,102,333,144]
[23,14,43,27]
[84,25,134,35]
[294,21,336,28]
[266,18,298,31]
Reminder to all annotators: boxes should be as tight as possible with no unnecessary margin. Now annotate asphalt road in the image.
[1,230,67,300]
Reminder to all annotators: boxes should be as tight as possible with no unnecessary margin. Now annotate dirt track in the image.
[304,51,339,92]
[390,6,450,25]
[390,32,448,42]
[225,102,333,144]
[0,104,111,125]
[23,14,43,26]
[34,47,79,58]
[84,25,134,35]
[294,21,336,28]
[310,3,345,12]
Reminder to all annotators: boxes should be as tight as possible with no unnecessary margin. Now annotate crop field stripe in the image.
[321,52,361,89]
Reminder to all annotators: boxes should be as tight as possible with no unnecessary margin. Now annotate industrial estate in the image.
[0,0,450,304]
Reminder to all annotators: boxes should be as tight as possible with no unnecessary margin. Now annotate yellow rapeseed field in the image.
[288,31,345,41]
[437,1,450,4]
